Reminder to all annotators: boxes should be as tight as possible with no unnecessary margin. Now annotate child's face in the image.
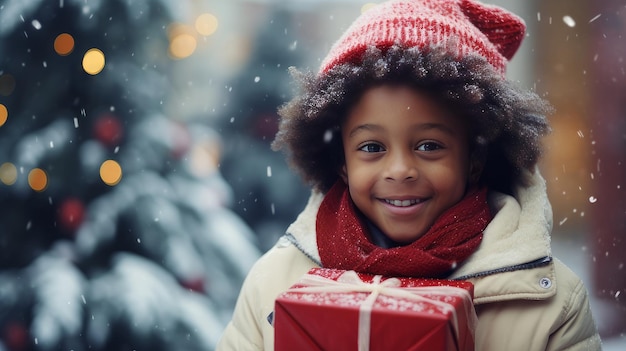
[340,85,472,243]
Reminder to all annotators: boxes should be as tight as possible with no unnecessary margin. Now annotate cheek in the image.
[344,163,373,190]
[429,161,470,198]
[343,161,381,202]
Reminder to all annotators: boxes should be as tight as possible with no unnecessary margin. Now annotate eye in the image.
[417,141,443,152]
[358,143,385,153]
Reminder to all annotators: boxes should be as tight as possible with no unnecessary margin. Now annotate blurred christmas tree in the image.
[0,1,260,350]
[217,7,309,251]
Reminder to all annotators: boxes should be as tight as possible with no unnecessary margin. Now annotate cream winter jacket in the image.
[217,170,601,350]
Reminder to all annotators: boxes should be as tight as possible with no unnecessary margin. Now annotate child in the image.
[217,0,601,350]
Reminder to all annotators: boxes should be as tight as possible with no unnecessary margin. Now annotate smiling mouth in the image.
[383,198,423,207]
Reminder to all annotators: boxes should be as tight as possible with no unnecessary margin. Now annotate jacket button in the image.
[539,277,552,289]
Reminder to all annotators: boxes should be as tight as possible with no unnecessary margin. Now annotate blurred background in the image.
[0,0,623,350]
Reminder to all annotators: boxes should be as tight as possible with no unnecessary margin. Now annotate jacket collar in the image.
[285,168,553,281]
[449,168,553,278]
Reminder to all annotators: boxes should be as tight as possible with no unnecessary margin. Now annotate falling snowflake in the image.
[588,14,601,23]
[563,15,576,28]
[323,129,333,143]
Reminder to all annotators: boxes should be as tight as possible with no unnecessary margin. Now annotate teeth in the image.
[385,199,420,207]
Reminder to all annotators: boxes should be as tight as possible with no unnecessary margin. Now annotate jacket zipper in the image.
[453,256,553,281]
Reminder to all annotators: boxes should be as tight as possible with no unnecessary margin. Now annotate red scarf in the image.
[316,181,491,278]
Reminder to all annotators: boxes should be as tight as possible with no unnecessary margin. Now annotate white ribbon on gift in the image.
[286,270,477,351]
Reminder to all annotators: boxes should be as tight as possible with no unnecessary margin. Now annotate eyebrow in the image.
[416,122,456,135]
[348,124,383,138]
[348,122,456,138]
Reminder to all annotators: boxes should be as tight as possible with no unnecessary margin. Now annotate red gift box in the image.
[274,268,476,351]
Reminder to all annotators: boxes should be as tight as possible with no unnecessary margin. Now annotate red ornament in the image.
[93,113,124,147]
[180,277,205,294]
[3,322,29,351]
[170,121,191,159]
[58,197,85,234]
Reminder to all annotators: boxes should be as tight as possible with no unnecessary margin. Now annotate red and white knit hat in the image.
[319,0,526,76]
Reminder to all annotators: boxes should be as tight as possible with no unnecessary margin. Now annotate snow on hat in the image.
[319,0,526,76]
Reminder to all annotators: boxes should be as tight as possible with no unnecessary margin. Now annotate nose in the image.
[384,150,418,182]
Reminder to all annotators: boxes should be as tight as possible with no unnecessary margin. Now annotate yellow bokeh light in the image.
[361,3,379,13]
[28,168,48,192]
[168,23,197,59]
[170,33,197,59]
[54,33,75,56]
[0,104,7,127]
[189,141,221,177]
[0,162,18,185]
[195,13,219,36]
[0,73,16,96]
[82,48,106,75]
[100,159,122,186]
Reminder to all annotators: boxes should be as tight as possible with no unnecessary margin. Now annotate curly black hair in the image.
[272,44,552,195]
